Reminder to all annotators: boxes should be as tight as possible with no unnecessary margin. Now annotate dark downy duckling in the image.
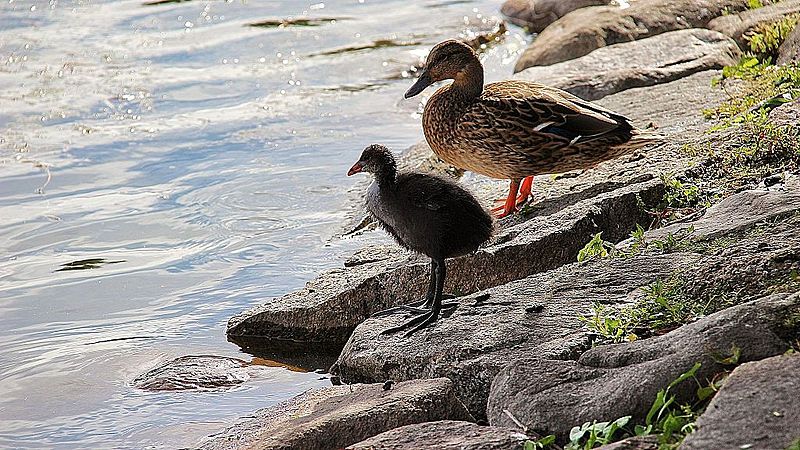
[347,144,493,336]
[405,39,662,218]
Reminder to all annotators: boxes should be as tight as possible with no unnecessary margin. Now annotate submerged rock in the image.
[500,0,612,33]
[133,355,254,391]
[199,378,473,450]
[348,420,531,450]
[708,0,800,47]
[487,293,800,441]
[515,29,740,101]
[680,353,800,450]
[514,0,751,71]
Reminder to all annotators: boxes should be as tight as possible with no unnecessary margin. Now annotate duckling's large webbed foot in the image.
[380,308,443,337]
[370,294,456,318]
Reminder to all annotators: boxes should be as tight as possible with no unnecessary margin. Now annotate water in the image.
[0,1,526,448]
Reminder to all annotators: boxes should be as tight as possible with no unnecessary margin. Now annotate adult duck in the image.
[347,144,493,336]
[405,39,661,218]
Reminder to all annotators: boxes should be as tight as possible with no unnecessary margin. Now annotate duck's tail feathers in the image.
[625,129,666,150]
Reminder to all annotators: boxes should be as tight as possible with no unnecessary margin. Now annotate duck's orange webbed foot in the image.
[490,178,523,218]
[515,176,534,207]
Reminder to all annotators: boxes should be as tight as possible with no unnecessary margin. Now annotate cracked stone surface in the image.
[199,378,473,450]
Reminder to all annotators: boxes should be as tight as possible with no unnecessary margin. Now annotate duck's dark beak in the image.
[404,70,432,99]
[347,161,363,176]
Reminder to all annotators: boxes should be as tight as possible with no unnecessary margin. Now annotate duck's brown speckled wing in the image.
[456,80,633,156]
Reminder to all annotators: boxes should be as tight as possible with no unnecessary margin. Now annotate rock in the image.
[500,0,612,33]
[487,293,800,441]
[777,25,800,64]
[680,353,800,450]
[768,97,800,125]
[199,378,474,450]
[333,200,800,422]
[709,0,800,47]
[331,252,701,419]
[345,245,406,267]
[515,29,740,101]
[133,355,257,391]
[622,177,800,246]
[596,435,659,450]
[228,179,663,346]
[347,420,531,450]
[227,71,736,349]
[514,0,751,71]
[596,70,736,136]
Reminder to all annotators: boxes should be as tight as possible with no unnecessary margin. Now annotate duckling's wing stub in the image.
[398,174,449,211]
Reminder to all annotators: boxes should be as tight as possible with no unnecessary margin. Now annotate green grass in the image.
[706,61,800,129]
[577,232,615,262]
[689,112,800,192]
[747,14,800,58]
[581,275,698,343]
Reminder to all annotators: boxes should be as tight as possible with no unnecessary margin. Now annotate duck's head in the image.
[405,39,479,99]
[347,144,396,177]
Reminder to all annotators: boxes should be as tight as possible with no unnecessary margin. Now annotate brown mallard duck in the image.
[405,39,661,217]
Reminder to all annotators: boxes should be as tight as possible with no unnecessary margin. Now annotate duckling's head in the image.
[347,144,396,178]
[405,39,479,99]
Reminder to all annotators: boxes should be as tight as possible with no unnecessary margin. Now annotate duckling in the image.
[347,144,493,336]
[405,39,661,218]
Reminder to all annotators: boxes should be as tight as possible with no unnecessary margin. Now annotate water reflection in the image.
[248,17,351,28]
[55,258,126,272]
[0,0,526,448]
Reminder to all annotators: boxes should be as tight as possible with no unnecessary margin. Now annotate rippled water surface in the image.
[0,1,526,448]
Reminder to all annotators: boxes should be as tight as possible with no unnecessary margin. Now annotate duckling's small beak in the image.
[404,70,432,99]
[347,161,363,176]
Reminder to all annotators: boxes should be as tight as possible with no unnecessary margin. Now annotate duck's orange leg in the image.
[515,176,534,207]
[491,179,521,218]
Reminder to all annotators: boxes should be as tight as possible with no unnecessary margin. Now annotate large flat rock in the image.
[331,252,700,419]
[623,176,800,245]
[680,353,800,450]
[500,0,612,33]
[709,0,800,47]
[229,179,663,346]
[514,0,750,71]
[487,293,800,442]
[347,420,531,450]
[199,378,473,450]
[596,70,733,136]
[515,29,740,101]
[228,71,733,348]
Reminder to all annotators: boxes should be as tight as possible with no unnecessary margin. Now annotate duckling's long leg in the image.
[371,260,434,318]
[373,260,455,318]
[515,176,534,207]
[381,258,451,337]
[491,178,521,218]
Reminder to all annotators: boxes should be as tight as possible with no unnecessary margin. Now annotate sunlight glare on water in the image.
[0,0,526,447]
